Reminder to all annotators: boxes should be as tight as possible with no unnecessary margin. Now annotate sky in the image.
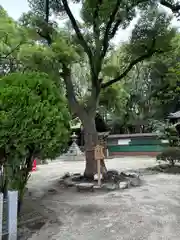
[1,0,180,44]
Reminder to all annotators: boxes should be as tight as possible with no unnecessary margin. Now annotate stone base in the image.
[101,183,118,191]
[76,183,94,192]
[59,170,142,193]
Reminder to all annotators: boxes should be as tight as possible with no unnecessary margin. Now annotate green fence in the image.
[107,133,168,156]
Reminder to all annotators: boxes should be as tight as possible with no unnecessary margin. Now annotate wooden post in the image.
[97,159,101,186]
[94,145,105,186]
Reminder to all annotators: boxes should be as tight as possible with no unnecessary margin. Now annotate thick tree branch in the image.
[61,0,93,62]
[62,64,85,117]
[93,0,103,48]
[0,42,22,60]
[37,29,52,45]
[92,0,104,80]
[62,64,78,107]
[110,2,133,39]
[45,0,50,23]
[101,40,164,89]
[110,18,122,39]
[101,0,121,59]
[134,0,180,13]
[160,0,180,13]
[61,0,100,89]
[39,0,52,45]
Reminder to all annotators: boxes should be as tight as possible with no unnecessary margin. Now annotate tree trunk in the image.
[62,65,106,179]
[82,116,107,179]
[18,154,34,214]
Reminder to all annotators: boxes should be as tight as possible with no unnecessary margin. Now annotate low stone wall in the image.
[107,133,168,157]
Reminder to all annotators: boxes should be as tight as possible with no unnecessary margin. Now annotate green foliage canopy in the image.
[0,72,70,163]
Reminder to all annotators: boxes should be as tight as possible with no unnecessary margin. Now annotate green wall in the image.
[107,134,168,155]
[108,144,165,153]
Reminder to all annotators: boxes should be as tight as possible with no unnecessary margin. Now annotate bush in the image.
[156,147,180,166]
[0,72,70,203]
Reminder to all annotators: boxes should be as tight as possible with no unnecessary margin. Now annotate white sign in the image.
[118,139,131,145]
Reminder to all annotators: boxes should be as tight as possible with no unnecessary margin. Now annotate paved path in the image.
[27,157,180,240]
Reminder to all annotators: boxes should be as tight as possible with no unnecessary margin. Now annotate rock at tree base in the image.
[71,174,83,181]
[60,170,142,192]
[62,172,71,179]
[76,183,94,192]
[129,177,141,187]
[73,173,82,176]
[119,181,129,189]
[48,188,58,194]
[124,172,140,179]
[122,171,141,187]
[105,170,126,183]
[64,178,76,187]
[101,183,118,191]
[107,170,119,176]
[93,185,102,190]
[59,178,65,184]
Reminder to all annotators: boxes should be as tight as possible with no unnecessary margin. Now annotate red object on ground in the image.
[31,159,37,171]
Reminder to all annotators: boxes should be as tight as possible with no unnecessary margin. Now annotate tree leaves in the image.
[127,8,176,59]
[0,7,29,76]
[0,72,70,162]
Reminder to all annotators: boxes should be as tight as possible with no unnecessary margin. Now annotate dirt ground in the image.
[23,157,180,240]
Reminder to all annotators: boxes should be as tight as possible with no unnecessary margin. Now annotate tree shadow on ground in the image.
[77,204,104,215]
[18,188,62,240]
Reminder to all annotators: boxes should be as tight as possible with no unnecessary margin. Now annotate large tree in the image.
[24,0,177,178]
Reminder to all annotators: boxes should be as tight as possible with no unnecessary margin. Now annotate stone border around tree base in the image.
[60,170,142,192]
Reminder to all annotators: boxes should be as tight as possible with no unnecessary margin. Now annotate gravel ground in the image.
[25,157,180,240]
[28,157,155,193]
